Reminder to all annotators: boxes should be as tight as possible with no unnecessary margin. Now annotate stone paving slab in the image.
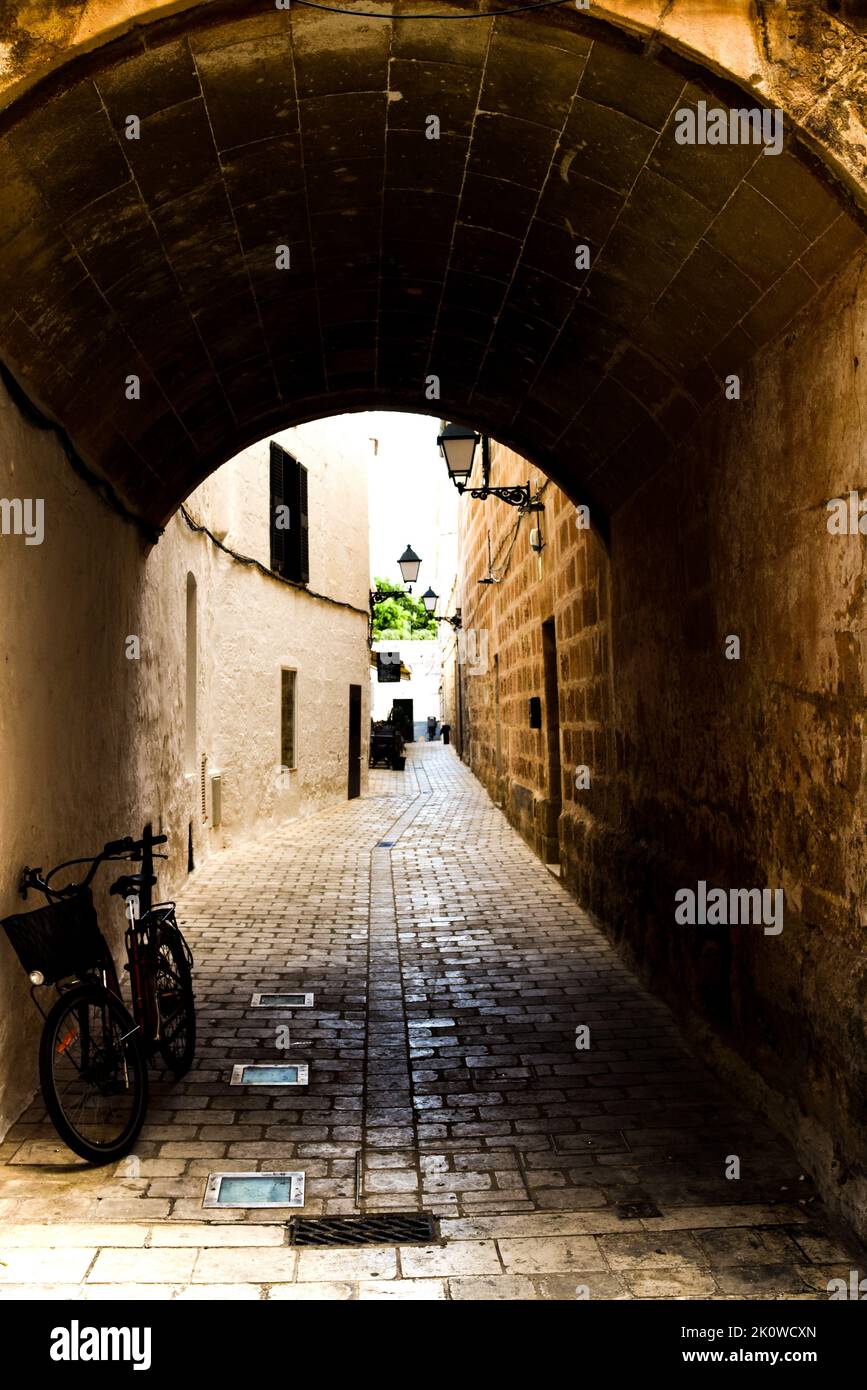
[0,745,862,1300]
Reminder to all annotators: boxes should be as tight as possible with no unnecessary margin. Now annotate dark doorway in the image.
[391,698,414,743]
[494,652,503,804]
[541,618,562,865]
[348,684,362,800]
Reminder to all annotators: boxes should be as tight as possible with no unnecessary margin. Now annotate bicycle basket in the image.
[0,890,106,986]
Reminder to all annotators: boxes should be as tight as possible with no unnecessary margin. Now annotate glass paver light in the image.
[250,992,314,1008]
[204,1171,305,1208]
[230,1063,309,1086]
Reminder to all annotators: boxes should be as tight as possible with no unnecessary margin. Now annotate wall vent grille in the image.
[210,771,222,828]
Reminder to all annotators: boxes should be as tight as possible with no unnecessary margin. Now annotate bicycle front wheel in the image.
[39,982,148,1165]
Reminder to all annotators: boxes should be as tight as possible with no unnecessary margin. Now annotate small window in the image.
[185,573,197,775]
[281,669,297,771]
[270,442,309,583]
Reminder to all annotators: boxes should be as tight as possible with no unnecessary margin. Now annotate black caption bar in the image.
[2,1295,862,1378]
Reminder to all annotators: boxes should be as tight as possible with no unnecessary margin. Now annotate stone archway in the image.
[3,0,867,1247]
[0,0,863,531]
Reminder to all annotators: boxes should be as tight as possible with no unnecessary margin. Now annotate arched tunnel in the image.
[0,0,863,527]
[2,0,867,1302]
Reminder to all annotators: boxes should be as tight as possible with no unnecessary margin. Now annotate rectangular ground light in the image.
[230,1063,309,1086]
[204,1171,305,1209]
[250,992,314,1008]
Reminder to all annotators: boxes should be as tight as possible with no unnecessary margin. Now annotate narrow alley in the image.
[0,745,857,1301]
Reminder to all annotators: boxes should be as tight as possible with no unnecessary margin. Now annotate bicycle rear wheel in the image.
[39,982,148,1164]
[151,922,196,1077]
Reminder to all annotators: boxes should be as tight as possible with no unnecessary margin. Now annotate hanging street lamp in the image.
[370,545,426,645]
[371,546,423,608]
[396,543,421,588]
[421,585,461,629]
[437,422,479,488]
[437,423,543,511]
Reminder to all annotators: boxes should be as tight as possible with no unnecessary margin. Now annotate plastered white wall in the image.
[371,639,442,733]
[0,385,370,1137]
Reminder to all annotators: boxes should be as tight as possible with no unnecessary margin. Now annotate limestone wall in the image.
[608,247,867,1239]
[458,450,610,867]
[458,249,867,1239]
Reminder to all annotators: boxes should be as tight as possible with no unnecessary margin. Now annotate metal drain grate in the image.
[376,840,395,848]
[289,1212,437,1247]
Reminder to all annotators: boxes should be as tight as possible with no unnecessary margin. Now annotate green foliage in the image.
[372,576,436,641]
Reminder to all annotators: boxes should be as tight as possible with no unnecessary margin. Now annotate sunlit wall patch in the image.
[230,1063,309,1086]
[250,992,314,1008]
[204,1171,305,1209]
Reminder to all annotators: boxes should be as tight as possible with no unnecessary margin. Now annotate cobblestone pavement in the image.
[0,746,861,1300]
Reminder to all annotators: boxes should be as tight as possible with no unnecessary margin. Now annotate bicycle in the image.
[0,829,195,1165]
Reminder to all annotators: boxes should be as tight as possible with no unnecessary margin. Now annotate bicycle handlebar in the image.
[19,831,170,901]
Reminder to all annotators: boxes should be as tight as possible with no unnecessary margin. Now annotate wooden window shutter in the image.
[269,441,285,575]
[269,443,309,585]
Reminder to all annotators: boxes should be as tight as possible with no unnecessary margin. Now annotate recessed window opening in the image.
[281,668,297,771]
[185,572,197,776]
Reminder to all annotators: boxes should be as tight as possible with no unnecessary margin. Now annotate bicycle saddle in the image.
[109,873,156,898]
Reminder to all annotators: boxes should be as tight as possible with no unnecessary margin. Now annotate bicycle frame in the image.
[124,892,191,1048]
[19,830,171,1053]
[123,895,156,1045]
[12,828,192,1163]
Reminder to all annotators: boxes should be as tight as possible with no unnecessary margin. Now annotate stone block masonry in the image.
[455,248,867,1244]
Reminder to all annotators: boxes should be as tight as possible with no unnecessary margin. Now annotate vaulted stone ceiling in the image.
[0,2,863,530]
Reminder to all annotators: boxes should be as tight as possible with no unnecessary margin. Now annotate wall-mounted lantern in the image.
[437,423,543,511]
[422,585,461,629]
[370,545,424,645]
[397,544,421,588]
